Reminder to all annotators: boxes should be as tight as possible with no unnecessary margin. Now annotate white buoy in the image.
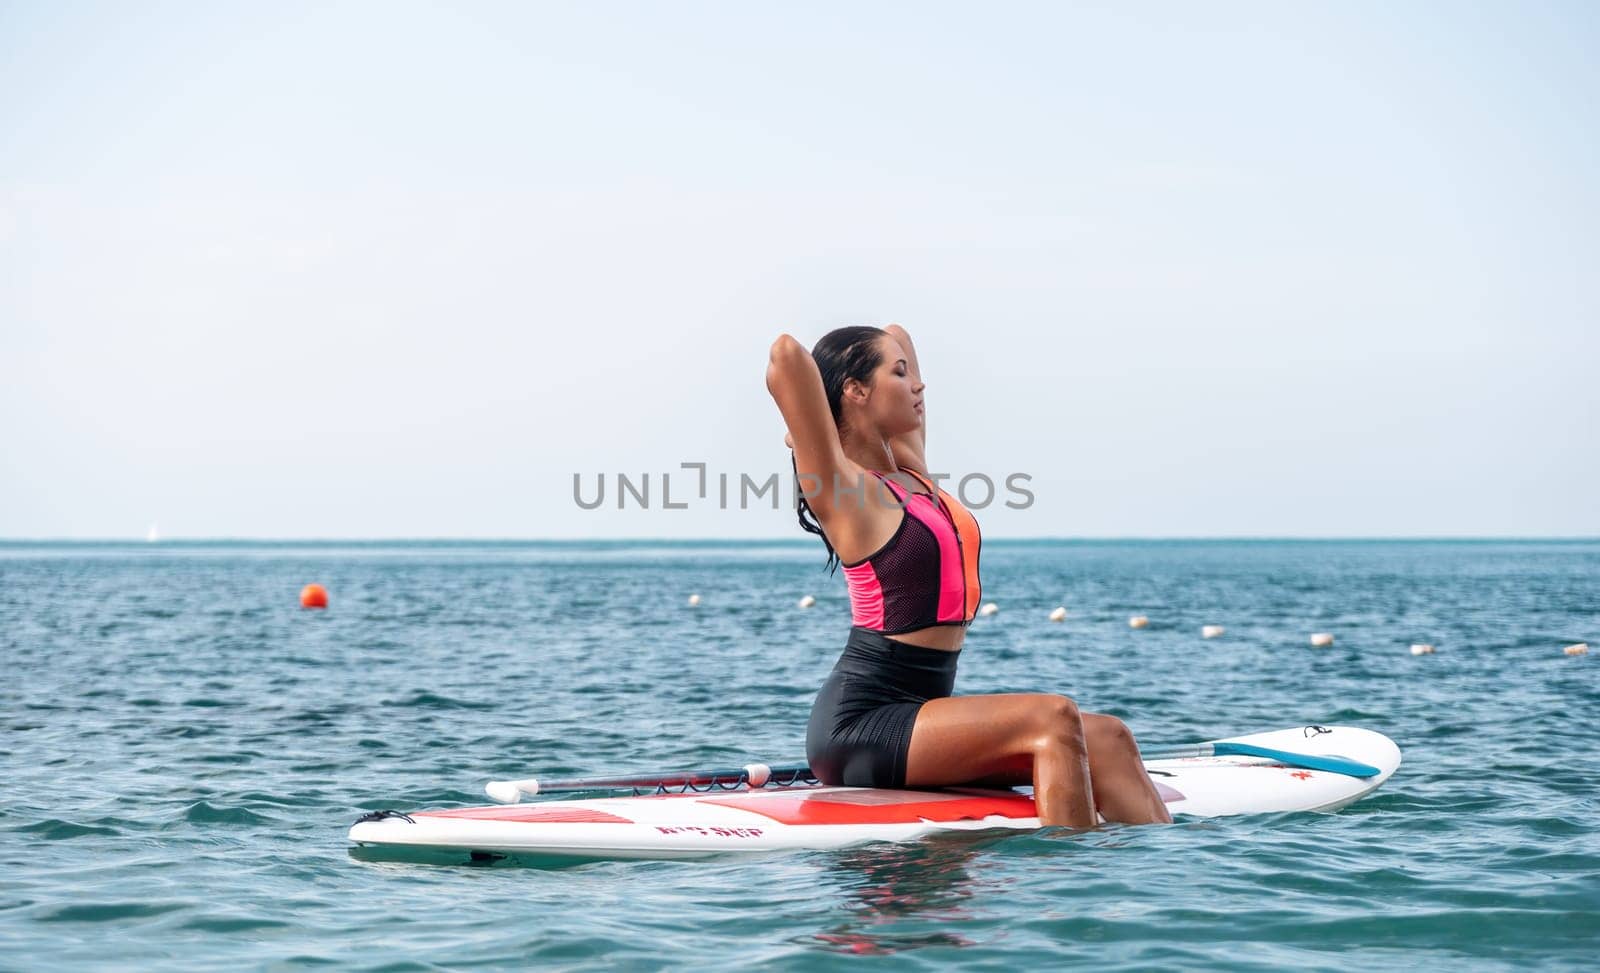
[1202,625,1225,639]
[1310,633,1334,647]
[1129,615,1149,629]
[687,593,701,607]
[978,602,999,617]
[798,595,816,609]
[1565,643,1589,657]
[1048,606,1067,623]
[1410,644,1436,656]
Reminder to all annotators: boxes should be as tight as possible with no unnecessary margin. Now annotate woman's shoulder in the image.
[890,467,938,498]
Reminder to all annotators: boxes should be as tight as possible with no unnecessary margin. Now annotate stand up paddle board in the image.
[349,725,1400,863]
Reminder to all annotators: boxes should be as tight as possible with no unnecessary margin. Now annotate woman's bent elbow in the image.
[767,335,810,396]
[769,333,804,362]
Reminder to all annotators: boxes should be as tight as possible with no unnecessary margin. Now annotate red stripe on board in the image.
[702,791,1037,825]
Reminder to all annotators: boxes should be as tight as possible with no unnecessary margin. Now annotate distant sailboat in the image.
[146,523,160,543]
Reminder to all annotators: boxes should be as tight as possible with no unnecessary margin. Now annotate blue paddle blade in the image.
[1211,742,1381,778]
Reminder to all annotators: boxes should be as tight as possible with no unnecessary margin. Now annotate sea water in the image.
[2,540,1596,970]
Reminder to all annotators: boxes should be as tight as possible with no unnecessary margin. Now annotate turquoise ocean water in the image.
[3,539,1596,970]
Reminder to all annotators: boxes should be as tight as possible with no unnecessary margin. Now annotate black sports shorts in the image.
[805,626,960,788]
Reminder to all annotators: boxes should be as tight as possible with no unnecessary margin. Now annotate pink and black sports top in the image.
[842,470,983,635]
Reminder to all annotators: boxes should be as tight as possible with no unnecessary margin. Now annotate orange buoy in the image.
[300,583,329,609]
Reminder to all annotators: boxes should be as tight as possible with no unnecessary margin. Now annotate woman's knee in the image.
[1030,695,1086,754]
[1086,713,1136,750]
[1085,715,1151,775]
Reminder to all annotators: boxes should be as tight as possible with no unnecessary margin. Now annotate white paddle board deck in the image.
[349,725,1400,863]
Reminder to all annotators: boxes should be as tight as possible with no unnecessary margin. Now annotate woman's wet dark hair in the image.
[794,326,888,573]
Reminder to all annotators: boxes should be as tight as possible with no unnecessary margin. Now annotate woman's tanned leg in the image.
[904,693,1096,828]
[1081,713,1173,825]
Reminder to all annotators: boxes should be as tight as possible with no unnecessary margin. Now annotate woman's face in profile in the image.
[864,334,924,439]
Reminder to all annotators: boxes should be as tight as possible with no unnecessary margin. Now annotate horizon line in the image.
[2,535,1597,544]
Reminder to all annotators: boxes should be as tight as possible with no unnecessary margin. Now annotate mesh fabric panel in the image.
[872,514,944,633]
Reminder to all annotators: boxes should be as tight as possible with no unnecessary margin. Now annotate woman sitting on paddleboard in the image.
[768,325,1172,828]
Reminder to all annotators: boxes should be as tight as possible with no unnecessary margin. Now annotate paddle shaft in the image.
[487,737,1379,802]
[485,763,815,802]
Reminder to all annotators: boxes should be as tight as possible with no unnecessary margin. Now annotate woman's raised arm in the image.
[766,334,848,517]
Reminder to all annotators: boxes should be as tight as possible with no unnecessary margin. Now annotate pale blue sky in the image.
[2,1,1595,539]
